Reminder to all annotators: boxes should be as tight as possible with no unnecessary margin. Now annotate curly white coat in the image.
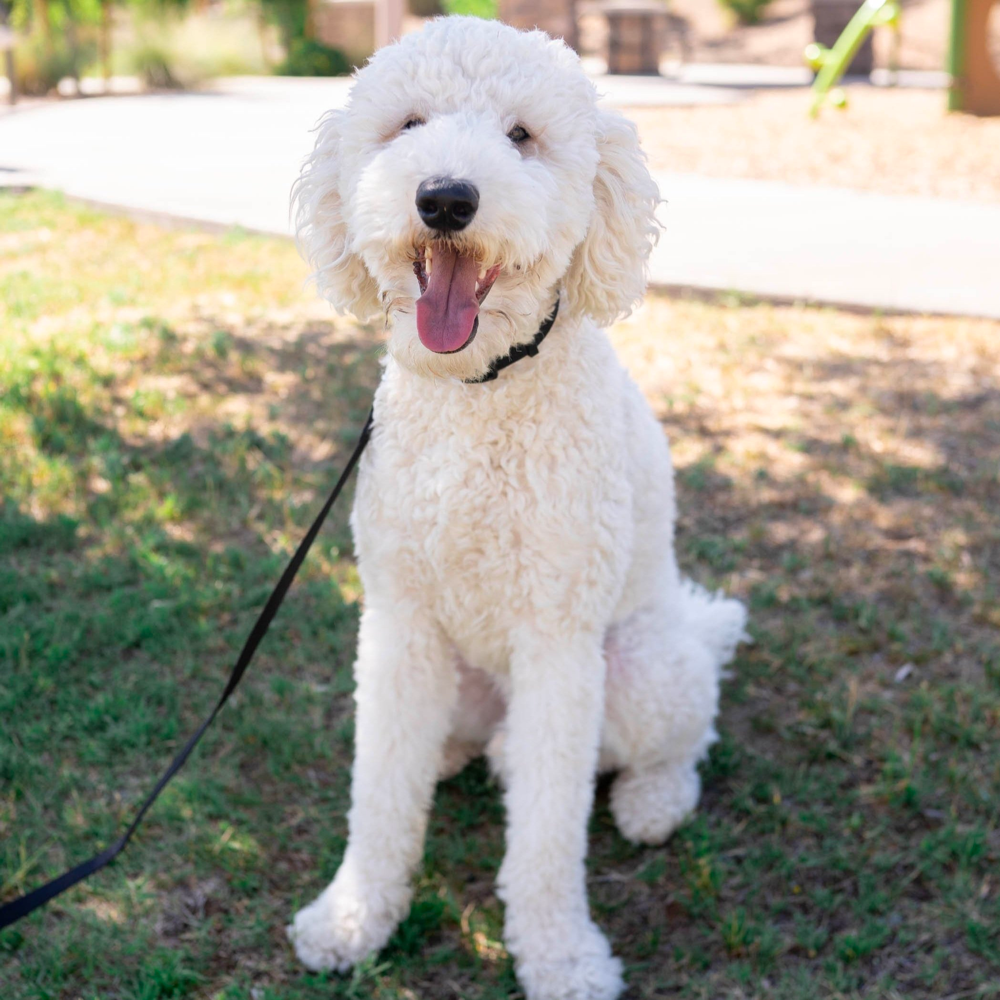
[287,17,747,999]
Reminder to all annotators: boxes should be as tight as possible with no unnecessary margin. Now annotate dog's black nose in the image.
[416,177,479,232]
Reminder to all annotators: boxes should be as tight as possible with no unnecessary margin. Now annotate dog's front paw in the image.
[514,923,624,1000]
[287,876,405,973]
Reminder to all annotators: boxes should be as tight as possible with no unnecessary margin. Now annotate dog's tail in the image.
[678,578,749,677]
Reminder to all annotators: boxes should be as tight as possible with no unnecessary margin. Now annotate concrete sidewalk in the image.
[651,174,1000,319]
[2,79,998,319]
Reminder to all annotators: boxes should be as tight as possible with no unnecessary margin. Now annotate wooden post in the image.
[947,0,1000,115]
[605,4,665,75]
[498,0,579,49]
[375,0,405,49]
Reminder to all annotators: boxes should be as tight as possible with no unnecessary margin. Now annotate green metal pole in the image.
[947,0,966,112]
[807,0,900,116]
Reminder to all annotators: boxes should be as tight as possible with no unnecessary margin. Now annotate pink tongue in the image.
[416,247,480,353]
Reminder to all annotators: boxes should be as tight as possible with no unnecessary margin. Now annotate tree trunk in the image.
[100,0,111,83]
[67,14,80,90]
[33,0,51,48]
[257,6,270,67]
[4,49,14,104]
[2,1,15,105]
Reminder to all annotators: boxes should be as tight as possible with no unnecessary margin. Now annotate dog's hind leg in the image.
[602,583,746,845]
[288,604,457,971]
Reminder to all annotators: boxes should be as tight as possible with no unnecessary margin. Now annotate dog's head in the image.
[294,16,660,380]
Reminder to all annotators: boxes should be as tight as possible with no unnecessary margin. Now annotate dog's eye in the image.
[401,117,425,131]
[507,124,531,145]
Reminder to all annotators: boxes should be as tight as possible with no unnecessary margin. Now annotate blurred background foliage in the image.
[2,0,381,93]
[2,0,501,95]
[716,0,772,27]
[441,0,496,19]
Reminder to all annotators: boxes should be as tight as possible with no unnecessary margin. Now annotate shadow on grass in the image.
[0,321,387,995]
[638,339,1000,997]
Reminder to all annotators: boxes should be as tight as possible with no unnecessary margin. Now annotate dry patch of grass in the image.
[2,192,998,1000]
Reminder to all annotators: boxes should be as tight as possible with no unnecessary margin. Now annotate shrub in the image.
[119,10,277,86]
[276,37,351,76]
[443,0,498,18]
[127,41,180,89]
[716,0,772,26]
[13,30,91,95]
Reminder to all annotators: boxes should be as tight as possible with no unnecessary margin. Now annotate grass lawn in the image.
[1,190,999,1000]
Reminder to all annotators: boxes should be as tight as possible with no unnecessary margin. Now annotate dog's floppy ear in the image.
[293,110,382,322]
[563,108,661,326]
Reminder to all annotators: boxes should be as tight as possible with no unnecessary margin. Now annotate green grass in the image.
[2,190,1000,999]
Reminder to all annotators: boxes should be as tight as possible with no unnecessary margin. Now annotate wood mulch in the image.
[629,87,1000,203]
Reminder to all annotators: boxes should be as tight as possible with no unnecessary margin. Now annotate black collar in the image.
[464,296,559,384]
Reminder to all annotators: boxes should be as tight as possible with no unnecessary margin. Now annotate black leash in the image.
[0,298,560,932]
[0,410,374,932]
[464,297,559,384]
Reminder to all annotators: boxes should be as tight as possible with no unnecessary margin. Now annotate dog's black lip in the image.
[413,257,428,294]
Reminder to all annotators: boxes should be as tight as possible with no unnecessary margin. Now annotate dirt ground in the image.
[628,86,1000,202]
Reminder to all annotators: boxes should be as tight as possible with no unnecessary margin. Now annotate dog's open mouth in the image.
[413,245,502,354]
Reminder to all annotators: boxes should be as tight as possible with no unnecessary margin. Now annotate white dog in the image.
[287,17,746,1000]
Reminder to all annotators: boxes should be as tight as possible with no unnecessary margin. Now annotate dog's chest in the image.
[353,378,631,658]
